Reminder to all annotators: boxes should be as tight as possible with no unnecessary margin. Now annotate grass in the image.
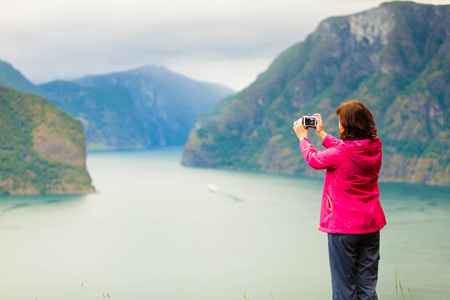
[1,264,413,299]
[396,262,414,300]
[242,263,414,300]
[243,292,274,300]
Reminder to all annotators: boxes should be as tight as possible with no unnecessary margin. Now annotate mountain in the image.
[38,80,145,150]
[0,61,234,151]
[0,60,40,94]
[182,1,450,186]
[0,85,95,195]
[38,65,235,150]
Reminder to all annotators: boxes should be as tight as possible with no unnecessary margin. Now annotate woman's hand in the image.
[313,113,327,140]
[293,118,308,141]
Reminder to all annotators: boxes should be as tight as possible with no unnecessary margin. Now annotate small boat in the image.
[207,184,219,193]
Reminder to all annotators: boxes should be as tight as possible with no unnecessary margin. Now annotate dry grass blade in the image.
[399,280,405,300]
[407,285,414,300]
[270,291,274,300]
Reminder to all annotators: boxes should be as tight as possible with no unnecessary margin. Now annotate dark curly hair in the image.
[336,100,377,140]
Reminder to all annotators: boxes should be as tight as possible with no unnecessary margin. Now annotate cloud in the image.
[0,0,447,90]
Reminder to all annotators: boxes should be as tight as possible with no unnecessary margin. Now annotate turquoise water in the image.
[0,148,449,299]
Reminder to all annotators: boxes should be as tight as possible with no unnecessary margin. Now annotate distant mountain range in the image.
[0,85,95,195]
[182,1,450,186]
[0,61,234,150]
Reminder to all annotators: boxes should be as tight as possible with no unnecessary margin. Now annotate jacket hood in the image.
[341,137,382,170]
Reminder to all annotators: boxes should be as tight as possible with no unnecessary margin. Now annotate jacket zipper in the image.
[327,194,332,212]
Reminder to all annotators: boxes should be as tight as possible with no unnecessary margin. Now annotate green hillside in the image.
[0,85,95,195]
[0,60,39,94]
[182,1,450,186]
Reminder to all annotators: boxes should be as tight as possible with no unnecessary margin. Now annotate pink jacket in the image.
[300,134,386,234]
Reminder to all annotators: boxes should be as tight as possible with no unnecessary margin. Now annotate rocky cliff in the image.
[182,1,450,186]
[0,85,95,195]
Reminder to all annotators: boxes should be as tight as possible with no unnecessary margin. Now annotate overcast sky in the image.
[1,0,448,90]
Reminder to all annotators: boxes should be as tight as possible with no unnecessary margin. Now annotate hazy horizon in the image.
[2,0,449,90]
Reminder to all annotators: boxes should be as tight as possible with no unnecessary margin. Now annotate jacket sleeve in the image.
[299,137,343,170]
[322,134,340,149]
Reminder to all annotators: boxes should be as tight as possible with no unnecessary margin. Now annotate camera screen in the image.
[304,117,315,125]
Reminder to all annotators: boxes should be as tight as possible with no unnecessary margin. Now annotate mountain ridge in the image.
[0,60,40,94]
[74,64,233,92]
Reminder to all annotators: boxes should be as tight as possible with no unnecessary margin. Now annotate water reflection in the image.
[0,194,87,213]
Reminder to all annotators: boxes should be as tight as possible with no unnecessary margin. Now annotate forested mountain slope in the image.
[182,1,450,186]
[0,85,95,195]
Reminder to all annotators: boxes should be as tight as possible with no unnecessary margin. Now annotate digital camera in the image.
[302,116,317,128]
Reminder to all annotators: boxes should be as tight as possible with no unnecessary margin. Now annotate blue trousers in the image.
[328,231,380,300]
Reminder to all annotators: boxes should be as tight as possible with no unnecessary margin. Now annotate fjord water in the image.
[0,149,449,300]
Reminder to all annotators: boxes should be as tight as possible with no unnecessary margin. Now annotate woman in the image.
[293,100,386,300]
